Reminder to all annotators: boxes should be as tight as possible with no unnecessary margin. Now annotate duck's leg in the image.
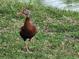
[25,40,30,51]
[22,40,30,52]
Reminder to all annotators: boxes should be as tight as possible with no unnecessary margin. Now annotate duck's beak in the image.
[17,12,26,17]
[17,12,22,16]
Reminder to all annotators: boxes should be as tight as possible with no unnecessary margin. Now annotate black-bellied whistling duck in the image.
[18,8,37,51]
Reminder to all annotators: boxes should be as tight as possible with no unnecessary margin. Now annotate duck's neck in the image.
[24,16,30,26]
[25,16,30,21]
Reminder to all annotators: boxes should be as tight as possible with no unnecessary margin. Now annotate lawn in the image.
[0,0,79,59]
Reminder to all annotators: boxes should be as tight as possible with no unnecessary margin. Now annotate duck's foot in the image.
[21,47,32,53]
[21,47,29,51]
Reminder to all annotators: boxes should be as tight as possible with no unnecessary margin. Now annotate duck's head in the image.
[17,8,31,17]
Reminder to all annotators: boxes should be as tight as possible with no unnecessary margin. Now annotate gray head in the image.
[22,9,31,17]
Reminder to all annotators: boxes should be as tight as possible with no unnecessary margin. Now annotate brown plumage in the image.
[18,8,37,51]
[20,16,37,41]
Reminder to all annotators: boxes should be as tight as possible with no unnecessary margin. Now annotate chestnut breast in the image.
[24,19,37,34]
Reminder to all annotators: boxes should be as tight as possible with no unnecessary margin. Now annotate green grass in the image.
[0,0,79,59]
